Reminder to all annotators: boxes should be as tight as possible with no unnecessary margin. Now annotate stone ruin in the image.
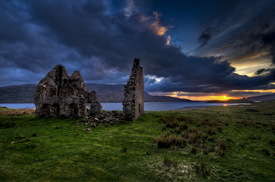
[35,65,99,118]
[35,59,144,121]
[123,58,144,120]
[89,91,102,115]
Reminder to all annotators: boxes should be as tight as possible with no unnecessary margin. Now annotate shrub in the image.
[0,122,15,128]
[206,127,216,135]
[269,139,275,146]
[189,128,199,134]
[201,134,208,142]
[217,140,226,150]
[188,132,199,144]
[163,157,178,168]
[216,140,226,157]
[217,126,223,133]
[248,134,261,140]
[260,148,271,156]
[166,121,179,129]
[179,123,188,130]
[120,147,127,153]
[190,146,197,154]
[194,162,210,177]
[156,135,186,149]
[174,127,182,134]
[203,148,209,155]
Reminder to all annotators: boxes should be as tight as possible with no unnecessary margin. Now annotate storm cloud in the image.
[0,0,275,94]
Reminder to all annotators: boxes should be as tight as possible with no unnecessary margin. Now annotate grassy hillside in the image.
[0,101,274,181]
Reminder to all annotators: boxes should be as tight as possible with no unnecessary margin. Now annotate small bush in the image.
[216,140,226,157]
[189,128,199,134]
[206,127,216,135]
[174,127,182,134]
[207,137,215,142]
[216,148,225,157]
[217,126,223,133]
[239,120,256,127]
[226,138,233,142]
[248,134,261,140]
[203,148,209,155]
[201,134,208,141]
[217,140,226,150]
[188,132,199,144]
[260,148,271,156]
[177,116,188,121]
[120,147,127,153]
[190,146,197,154]
[179,123,188,130]
[0,122,15,128]
[194,162,210,177]
[26,144,37,149]
[156,135,186,149]
[166,122,179,128]
[163,157,178,168]
[31,133,38,137]
[269,139,275,146]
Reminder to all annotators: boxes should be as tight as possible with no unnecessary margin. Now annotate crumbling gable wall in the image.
[90,91,102,115]
[35,65,88,118]
[123,59,144,121]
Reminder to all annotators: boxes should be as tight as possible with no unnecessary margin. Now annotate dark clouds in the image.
[198,27,214,48]
[0,0,275,94]
[262,31,275,64]
[195,0,275,69]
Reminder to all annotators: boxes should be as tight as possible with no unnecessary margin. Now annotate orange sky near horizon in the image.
[164,89,275,101]
[165,94,241,101]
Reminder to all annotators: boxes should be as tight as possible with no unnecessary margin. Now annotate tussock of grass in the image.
[156,134,186,148]
[194,162,210,177]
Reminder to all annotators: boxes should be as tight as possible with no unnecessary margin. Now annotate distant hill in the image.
[247,93,275,102]
[0,84,190,103]
[0,84,37,103]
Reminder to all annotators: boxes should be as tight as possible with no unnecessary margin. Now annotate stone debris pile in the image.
[79,111,125,128]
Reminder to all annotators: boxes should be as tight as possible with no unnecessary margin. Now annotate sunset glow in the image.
[231,89,275,93]
[164,94,241,101]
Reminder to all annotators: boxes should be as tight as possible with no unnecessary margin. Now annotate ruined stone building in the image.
[35,65,90,118]
[35,59,144,120]
[123,58,144,121]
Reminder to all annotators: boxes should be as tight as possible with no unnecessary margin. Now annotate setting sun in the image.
[221,95,228,101]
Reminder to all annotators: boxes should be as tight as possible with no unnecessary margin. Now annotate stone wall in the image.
[90,91,102,115]
[123,59,144,120]
[35,65,88,118]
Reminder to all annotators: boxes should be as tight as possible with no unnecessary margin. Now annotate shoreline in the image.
[172,105,217,111]
[173,103,253,111]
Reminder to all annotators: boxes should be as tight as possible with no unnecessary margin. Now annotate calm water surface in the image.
[0,102,250,111]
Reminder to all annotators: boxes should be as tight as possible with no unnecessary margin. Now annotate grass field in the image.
[0,101,274,181]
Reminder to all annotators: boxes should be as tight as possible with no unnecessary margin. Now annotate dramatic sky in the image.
[1,0,275,100]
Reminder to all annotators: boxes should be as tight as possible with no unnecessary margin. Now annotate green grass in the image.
[0,101,275,181]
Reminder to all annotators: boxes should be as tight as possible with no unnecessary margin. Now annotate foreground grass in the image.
[0,101,274,181]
